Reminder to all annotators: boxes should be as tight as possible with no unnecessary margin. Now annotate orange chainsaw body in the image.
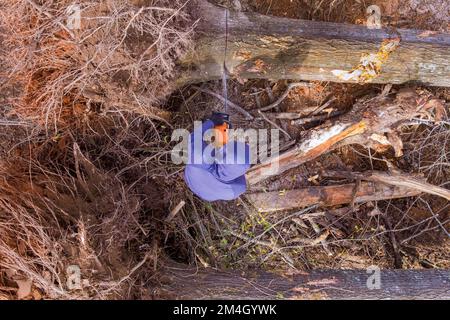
[213,123,229,148]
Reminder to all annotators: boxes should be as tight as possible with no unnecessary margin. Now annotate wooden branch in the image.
[259,82,312,112]
[192,86,254,120]
[307,217,333,256]
[246,182,421,213]
[323,170,450,201]
[165,200,186,222]
[246,89,424,185]
[246,121,365,185]
[160,262,450,299]
[310,97,336,116]
[180,0,450,87]
[25,0,76,39]
[264,111,318,120]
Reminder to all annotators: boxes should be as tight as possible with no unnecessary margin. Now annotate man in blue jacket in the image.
[184,113,251,202]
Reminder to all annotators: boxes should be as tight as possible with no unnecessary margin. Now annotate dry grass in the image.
[0,138,151,299]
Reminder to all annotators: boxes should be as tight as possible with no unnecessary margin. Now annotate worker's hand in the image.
[209,112,230,127]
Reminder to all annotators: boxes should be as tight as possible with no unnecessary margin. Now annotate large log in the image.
[180,0,450,87]
[159,263,450,299]
[246,182,421,213]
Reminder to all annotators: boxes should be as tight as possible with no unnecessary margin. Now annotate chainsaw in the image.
[207,9,232,148]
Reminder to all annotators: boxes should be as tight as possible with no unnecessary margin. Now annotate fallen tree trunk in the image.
[180,0,450,87]
[246,182,421,213]
[322,170,450,201]
[159,263,450,299]
[246,89,435,185]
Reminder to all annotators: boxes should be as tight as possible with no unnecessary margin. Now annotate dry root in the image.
[0,0,194,129]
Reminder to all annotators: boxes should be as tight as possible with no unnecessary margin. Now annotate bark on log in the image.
[246,182,421,213]
[322,170,450,201]
[159,264,450,299]
[246,89,427,185]
[181,0,450,87]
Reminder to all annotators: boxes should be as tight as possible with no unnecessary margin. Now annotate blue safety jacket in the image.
[184,120,250,202]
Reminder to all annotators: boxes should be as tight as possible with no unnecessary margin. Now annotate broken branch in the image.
[180,0,450,87]
[246,89,429,185]
[246,182,421,213]
[323,170,450,201]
